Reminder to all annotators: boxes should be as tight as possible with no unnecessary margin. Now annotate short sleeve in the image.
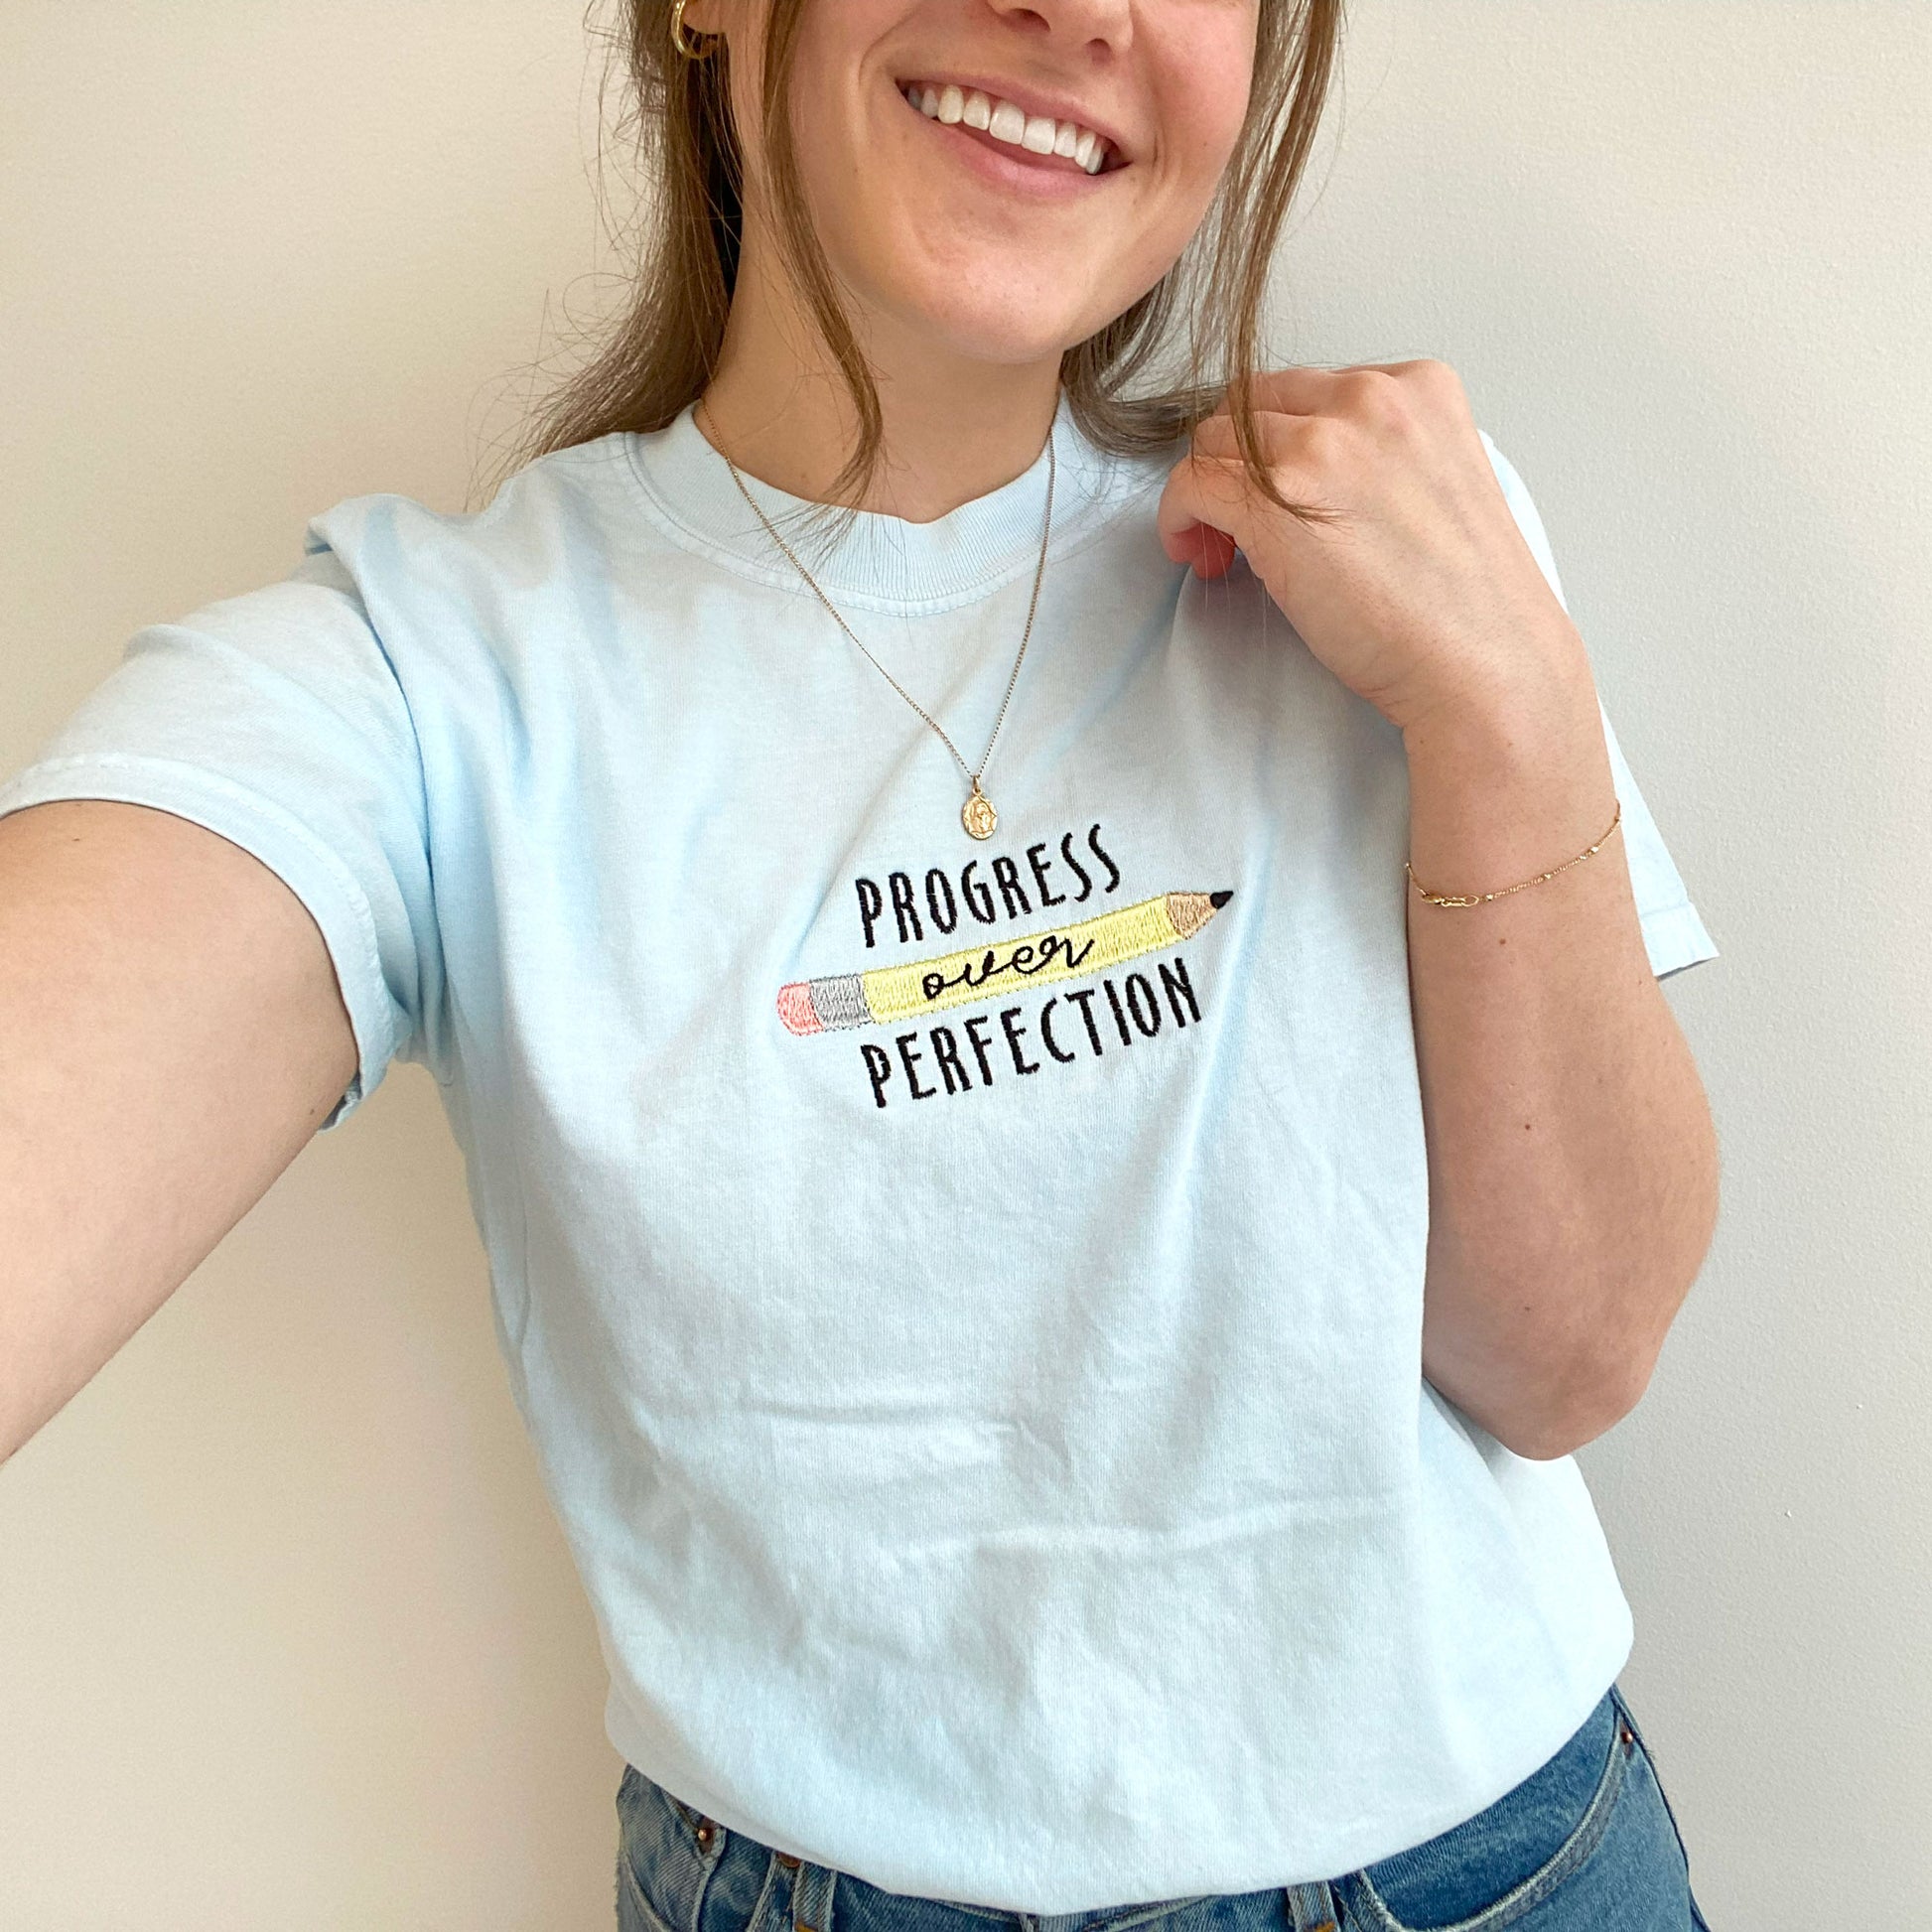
[1480,431,1721,981]
[0,544,444,1128]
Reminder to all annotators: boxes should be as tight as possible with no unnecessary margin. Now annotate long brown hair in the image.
[483,0,1347,533]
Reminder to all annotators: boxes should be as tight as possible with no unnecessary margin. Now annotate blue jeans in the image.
[617,1682,1713,1932]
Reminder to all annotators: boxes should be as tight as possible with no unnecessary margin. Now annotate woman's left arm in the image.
[1158,359,1720,1461]
[1399,653,1719,1460]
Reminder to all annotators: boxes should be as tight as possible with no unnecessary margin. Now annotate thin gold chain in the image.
[1406,800,1623,905]
[696,396,1056,795]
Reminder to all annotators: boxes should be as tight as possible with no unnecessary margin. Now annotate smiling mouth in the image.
[897,80,1122,177]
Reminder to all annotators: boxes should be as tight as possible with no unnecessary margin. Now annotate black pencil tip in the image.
[1210,890,1232,907]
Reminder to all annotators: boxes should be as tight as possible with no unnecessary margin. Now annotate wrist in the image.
[1397,621,1595,756]
[1400,634,1617,900]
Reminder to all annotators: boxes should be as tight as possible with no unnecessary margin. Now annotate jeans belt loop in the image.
[787,1859,838,1932]
[1285,1878,1341,1932]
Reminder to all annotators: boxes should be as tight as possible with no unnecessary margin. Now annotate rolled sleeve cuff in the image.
[0,752,403,1130]
[1638,898,1720,981]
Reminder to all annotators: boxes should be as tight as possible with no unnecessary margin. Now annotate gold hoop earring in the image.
[670,0,713,60]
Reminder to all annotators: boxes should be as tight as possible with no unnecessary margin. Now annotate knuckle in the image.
[1409,357,1467,405]
[1190,418,1240,466]
[1299,411,1349,467]
[1343,366,1401,413]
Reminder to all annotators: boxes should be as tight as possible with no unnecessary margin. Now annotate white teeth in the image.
[904,80,1114,175]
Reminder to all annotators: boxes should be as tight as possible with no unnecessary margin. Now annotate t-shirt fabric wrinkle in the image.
[0,399,1719,1910]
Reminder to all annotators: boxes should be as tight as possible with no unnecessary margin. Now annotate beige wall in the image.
[2,3,1924,1924]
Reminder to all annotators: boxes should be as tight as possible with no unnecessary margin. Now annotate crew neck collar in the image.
[622,392,1151,616]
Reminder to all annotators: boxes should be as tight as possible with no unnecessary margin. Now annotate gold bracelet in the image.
[1406,800,1622,907]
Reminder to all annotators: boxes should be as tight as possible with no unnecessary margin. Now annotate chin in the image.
[883,280,1106,370]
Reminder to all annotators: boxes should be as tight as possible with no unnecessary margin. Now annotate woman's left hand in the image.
[1156,360,1589,736]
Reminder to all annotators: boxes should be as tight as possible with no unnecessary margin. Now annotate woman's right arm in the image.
[0,797,359,1465]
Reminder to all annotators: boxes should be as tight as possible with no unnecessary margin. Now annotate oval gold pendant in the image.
[961,782,997,841]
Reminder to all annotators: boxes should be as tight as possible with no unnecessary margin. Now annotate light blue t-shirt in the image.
[0,397,1718,1908]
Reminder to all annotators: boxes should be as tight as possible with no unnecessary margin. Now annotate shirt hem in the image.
[597,1606,1636,1912]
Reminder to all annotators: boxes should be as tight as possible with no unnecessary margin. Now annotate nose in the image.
[983,0,1135,58]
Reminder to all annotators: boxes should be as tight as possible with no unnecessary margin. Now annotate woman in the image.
[0,0,1722,1925]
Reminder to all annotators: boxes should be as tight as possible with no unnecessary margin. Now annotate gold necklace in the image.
[697,396,1056,842]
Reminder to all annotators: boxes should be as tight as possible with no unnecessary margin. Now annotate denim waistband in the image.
[615,1686,1655,1932]
[615,1761,1344,1932]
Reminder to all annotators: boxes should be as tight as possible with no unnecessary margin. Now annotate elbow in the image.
[1429,1326,1651,1462]
[1495,1355,1653,1461]
[1495,1251,1708,1461]
[1425,1159,1721,1463]
[1436,1259,1685,1461]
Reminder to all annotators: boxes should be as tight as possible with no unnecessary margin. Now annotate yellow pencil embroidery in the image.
[777,889,1232,1035]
